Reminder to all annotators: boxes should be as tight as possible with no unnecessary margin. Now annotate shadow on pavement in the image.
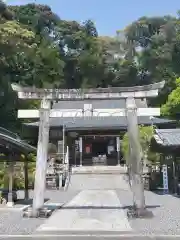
[61,205,160,210]
[16,198,49,205]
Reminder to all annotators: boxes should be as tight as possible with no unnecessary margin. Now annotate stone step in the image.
[72,166,127,174]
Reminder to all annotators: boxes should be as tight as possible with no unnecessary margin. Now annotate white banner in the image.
[116,137,120,152]
[162,165,168,191]
[79,137,82,153]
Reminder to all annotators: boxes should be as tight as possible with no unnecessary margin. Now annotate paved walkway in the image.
[67,174,130,191]
[37,189,132,233]
[36,173,132,234]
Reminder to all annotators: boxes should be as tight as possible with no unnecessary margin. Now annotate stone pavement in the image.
[67,173,130,191]
[36,173,132,234]
[36,189,132,233]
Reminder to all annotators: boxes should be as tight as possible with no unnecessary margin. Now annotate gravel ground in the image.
[0,211,43,235]
[117,189,180,235]
[0,189,79,235]
[0,174,180,236]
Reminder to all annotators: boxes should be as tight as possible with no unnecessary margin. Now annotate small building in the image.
[0,127,36,205]
[151,129,180,193]
[24,99,175,166]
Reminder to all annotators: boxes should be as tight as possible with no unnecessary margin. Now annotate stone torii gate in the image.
[12,81,165,217]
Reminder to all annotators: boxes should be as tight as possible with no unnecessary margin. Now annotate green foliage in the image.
[122,15,180,106]
[0,3,65,130]
[121,132,129,161]
[161,77,180,118]
[147,151,161,165]
[138,125,154,150]
[0,153,36,190]
[121,126,154,164]
[27,153,36,162]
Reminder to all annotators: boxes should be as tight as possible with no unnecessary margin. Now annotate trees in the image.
[55,19,110,88]
[10,4,111,89]
[0,19,36,130]
[121,15,180,106]
[0,3,65,130]
[161,77,180,118]
[0,1,180,130]
[122,125,154,165]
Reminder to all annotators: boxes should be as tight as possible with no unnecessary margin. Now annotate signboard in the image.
[162,164,169,192]
[84,104,92,117]
[75,140,79,153]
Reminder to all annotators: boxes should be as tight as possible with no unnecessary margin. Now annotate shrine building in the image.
[23,98,175,166]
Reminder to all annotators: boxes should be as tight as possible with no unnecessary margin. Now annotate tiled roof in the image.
[25,99,174,130]
[154,129,180,146]
[25,99,175,129]
[25,116,174,130]
[53,98,148,109]
[0,128,36,155]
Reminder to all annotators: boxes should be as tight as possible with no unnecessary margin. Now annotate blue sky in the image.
[7,0,180,36]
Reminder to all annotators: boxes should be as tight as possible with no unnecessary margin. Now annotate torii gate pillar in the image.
[126,97,145,213]
[32,98,51,217]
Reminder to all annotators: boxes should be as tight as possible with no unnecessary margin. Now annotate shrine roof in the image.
[52,98,148,109]
[0,127,36,155]
[153,129,180,147]
[25,116,174,130]
[24,99,175,129]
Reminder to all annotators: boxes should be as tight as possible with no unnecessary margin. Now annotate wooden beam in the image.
[18,108,160,118]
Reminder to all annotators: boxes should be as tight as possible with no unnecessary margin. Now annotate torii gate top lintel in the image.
[11,81,165,100]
